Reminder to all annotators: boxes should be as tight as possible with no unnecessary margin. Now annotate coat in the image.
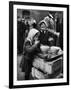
[20,28,40,72]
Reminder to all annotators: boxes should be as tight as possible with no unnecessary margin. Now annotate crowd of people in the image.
[17,10,63,80]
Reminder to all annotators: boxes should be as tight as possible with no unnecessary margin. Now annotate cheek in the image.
[34,36,38,41]
[41,25,45,28]
[35,37,38,40]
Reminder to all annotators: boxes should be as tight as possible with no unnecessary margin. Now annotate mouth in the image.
[41,28,46,30]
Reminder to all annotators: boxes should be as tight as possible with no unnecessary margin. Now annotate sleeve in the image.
[24,39,39,53]
[57,47,63,55]
[24,39,32,52]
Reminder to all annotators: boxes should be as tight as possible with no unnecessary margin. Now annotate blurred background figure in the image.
[17,10,30,54]
[55,12,63,50]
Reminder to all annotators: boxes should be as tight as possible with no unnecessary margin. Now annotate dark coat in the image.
[17,21,27,54]
[20,40,40,72]
[39,30,57,46]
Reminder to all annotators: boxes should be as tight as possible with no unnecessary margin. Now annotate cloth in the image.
[39,15,54,29]
[21,28,40,74]
[39,30,53,45]
[25,28,39,44]
[17,20,27,54]
[32,46,63,76]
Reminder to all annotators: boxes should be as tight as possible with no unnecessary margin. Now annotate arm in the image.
[46,28,60,37]
[24,40,40,53]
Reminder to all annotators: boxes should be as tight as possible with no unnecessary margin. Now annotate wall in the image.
[0,0,71,90]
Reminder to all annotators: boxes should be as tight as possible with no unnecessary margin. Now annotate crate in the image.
[32,55,63,79]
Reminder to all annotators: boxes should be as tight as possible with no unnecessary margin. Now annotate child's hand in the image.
[34,41,40,45]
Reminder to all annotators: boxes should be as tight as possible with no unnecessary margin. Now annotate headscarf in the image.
[39,15,54,29]
[39,20,48,28]
[25,28,39,45]
[44,16,54,29]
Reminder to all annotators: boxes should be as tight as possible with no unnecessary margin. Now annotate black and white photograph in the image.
[9,1,69,88]
[17,9,63,80]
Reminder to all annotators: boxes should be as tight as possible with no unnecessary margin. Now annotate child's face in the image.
[34,33,39,41]
[40,23,46,30]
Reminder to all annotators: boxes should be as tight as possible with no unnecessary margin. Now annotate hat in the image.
[39,14,54,27]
